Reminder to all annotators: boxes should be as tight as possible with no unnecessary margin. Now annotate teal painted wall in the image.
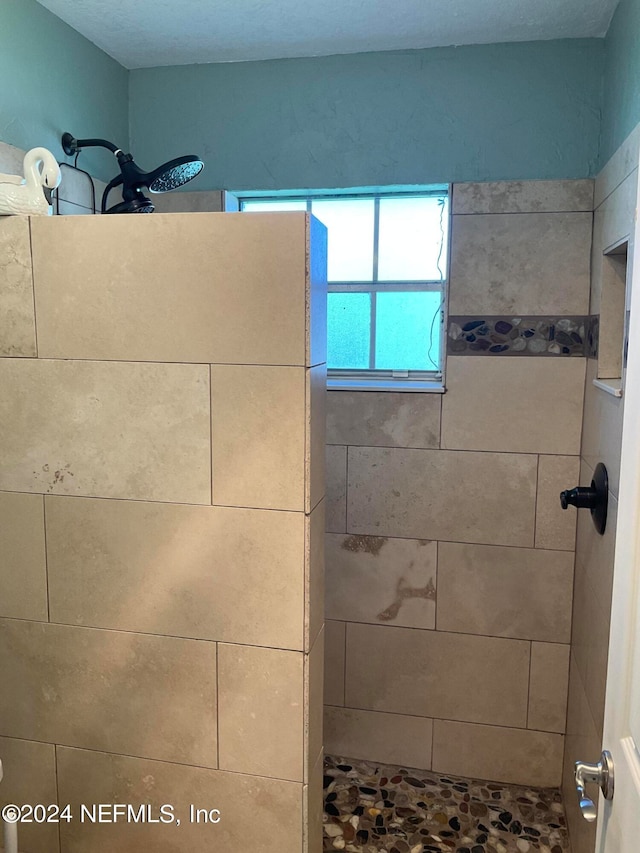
[130,39,603,191]
[600,0,640,167]
[0,0,128,181]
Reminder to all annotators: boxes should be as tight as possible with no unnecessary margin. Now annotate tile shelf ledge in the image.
[593,377,623,398]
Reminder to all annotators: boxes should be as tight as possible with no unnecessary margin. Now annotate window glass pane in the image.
[241,200,307,212]
[375,291,442,371]
[327,292,371,369]
[311,199,374,282]
[378,196,449,281]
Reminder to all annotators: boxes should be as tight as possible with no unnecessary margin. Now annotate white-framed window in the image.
[239,187,449,391]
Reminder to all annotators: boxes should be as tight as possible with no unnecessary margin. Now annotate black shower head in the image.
[146,156,205,192]
[61,133,204,214]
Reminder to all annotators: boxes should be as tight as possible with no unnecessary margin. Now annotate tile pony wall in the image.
[325,179,594,788]
[0,211,327,853]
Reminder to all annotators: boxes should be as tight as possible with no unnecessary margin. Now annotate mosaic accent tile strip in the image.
[323,754,570,853]
[585,315,599,359]
[448,315,593,357]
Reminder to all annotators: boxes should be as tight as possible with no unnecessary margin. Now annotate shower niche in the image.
[0,211,327,853]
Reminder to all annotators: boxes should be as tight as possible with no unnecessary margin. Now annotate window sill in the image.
[327,378,445,393]
[592,378,623,398]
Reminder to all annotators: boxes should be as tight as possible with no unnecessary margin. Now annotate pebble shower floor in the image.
[323,755,571,853]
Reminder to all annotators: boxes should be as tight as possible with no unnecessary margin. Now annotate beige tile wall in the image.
[0,212,326,853]
[324,180,592,787]
[562,129,639,851]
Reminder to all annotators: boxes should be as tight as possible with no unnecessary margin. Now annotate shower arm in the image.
[62,134,120,157]
[101,175,123,214]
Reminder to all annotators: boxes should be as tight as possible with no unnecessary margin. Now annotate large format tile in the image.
[326,534,436,628]
[31,213,316,365]
[437,543,573,643]
[326,445,347,533]
[305,627,324,782]
[211,364,306,511]
[46,496,306,650]
[324,707,433,770]
[326,391,440,448]
[218,643,304,781]
[449,212,592,314]
[432,720,564,787]
[442,358,585,454]
[0,359,211,503]
[0,620,217,766]
[307,363,327,513]
[590,169,638,317]
[0,736,59,853]
[595,122,640,208]
[452,180,594,214]
[0,492,47,621]
[324,620,346,707]
[581,359,625,498]
[571,562,611,739]
[536,455,580,550]
[324,706,433,769]
[304,748,324,853]
[57,747,302,853]
[347,447,537,546]
[345,623,530,728]
[0,216,37,357]
[528,642,570,734]
[575,469,618,613]
[306,499,325,650]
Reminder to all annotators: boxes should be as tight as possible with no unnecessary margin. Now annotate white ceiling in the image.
[37,0,620,69]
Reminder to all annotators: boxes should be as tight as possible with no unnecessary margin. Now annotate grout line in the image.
[0,355,318,367]
[430,717,435,771]
[0,614,314,653]
[54,743,62,853]
[533,454,541,548]
[451,209,594,217]
[322,704,562,737]
[325,617,569,646]
[215,642,220,769]
[327,529,575,554]
[328,443,581,458]
[27,217,39,357]
[343,622,348,707]
[209,364,213,506]
[20,738,308,785]
[526,641,533,729]
[344,445,350,534]
[0,488,308,515]
[42,495,50,622]
[595,164,639,211]
[434,540,439,632]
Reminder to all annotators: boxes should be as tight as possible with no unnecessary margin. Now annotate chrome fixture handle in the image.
[575,750,614,822]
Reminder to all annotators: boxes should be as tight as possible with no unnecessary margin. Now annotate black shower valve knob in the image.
[559,462,609,535]
[560,486,598,510]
